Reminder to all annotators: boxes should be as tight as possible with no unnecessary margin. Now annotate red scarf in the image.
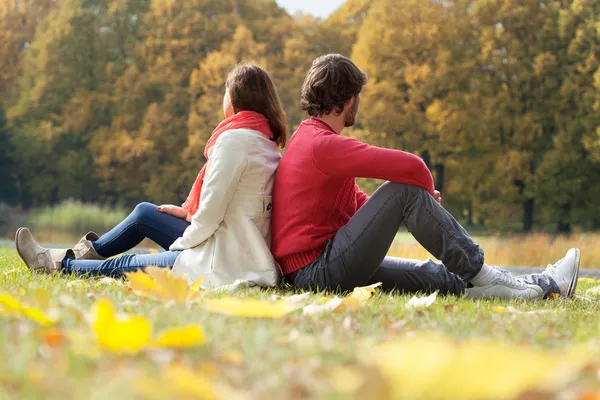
[182,111,274,216]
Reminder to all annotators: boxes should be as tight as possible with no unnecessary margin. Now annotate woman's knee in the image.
[131,202,158,222]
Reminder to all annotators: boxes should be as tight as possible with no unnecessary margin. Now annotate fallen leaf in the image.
[42,328,66,348]
[125,266,203,304]
[303,297,344,316]
[578,277,598,285]
[92,299,152,353]
[585,286,600,297]
[0,294,55,326]
[348,282,382,301]
[366,334,590,400]
[271,292,312,304]
[406,291,438,309]
[152,325,206,349]
[203,297,299,318]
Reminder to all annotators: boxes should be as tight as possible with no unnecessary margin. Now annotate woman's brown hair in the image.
[226,63,288,148]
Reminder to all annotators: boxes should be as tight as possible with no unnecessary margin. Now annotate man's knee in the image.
[379,181,429,196]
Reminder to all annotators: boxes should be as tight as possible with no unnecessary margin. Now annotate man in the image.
[271,54,579,299]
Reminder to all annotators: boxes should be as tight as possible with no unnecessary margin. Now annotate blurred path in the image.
[1,240,600,278]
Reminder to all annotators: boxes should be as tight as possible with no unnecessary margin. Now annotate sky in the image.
[275,0,346,19]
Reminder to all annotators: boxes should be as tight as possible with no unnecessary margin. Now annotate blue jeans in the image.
[62,202,190,277]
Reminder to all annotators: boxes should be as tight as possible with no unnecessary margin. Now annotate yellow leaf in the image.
[148,248,159,254]
[347,282,382,301]
[20,306,55,326]
[367,334,589,399]
[125,266,202,304]
[152,325,206,348]
[190,276,205,292]
[92,299,152,353]
[0,294,55,325]
[585,285,600,297]
[406,291,438,309]
[302,297,344,316]
[203,297,298,318]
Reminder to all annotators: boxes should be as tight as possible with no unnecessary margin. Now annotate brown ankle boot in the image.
[72,231,106,260]
[15,227,74,274]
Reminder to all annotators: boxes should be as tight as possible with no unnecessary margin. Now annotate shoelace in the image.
[496,267,526,289]
[543,256,564,276]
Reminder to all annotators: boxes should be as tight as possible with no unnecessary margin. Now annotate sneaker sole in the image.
[566,248,580,298]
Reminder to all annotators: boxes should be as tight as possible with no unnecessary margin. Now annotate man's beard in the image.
[344,101,359,127]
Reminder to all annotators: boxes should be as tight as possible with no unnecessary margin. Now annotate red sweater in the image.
[271,118,435,275]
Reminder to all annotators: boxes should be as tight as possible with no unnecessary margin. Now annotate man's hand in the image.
[433,190,442,204]
[157,204,189,220]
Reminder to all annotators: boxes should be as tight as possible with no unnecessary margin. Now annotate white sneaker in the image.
[542,248,580,298]
[467,268,543,299]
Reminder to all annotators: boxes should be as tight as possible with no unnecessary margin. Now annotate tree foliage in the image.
[2,0,600,232]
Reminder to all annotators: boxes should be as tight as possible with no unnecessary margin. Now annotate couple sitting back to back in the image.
[16,55,580,300]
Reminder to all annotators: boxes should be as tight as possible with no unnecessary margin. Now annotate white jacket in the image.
[169,128,282,289]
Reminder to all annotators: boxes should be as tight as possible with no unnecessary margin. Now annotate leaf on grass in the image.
[125,266,203,304]
[493,306,559,315]
[0,293,55,326]
[271,292,312,304]
[406,291,438,309]
[41,328,66,348]
[303,297,344,316]
[348,282,382,301]
[366,334,590,400]
[203,297,299,318]
[152,326,206,349]
[578,277,598,285]
[585,286,600,297]
[92,299,152,353]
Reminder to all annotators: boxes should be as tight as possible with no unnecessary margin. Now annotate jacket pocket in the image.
[262,196,273,217]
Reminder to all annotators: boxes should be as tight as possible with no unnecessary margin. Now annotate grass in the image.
[30,200,127,243]
[0,247,600,399]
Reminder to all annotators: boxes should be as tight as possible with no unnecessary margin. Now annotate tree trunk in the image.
[523,198,534,232]
[434,163,445,193]
[557,203,572,235]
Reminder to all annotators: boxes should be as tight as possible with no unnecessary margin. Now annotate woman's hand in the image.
[433,190,442,204]
[157,204,190,220]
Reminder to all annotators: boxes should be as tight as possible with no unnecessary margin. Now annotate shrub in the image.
[32,200,128,236]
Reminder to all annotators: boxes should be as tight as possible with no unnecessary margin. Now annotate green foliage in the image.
[32,200,127,236]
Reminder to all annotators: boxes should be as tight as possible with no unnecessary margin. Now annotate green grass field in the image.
[1,247,600,399]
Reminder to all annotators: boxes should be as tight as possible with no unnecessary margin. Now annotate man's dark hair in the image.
[301,54,368,117]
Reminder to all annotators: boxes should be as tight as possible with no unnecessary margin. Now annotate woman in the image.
[15,63,288,289]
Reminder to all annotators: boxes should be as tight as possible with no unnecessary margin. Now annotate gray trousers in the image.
[287,182,558,297]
